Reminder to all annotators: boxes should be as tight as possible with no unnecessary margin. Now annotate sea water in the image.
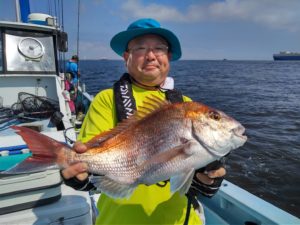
[80,60,300,217]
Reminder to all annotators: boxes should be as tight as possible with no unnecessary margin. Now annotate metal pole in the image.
[15,0,21,22]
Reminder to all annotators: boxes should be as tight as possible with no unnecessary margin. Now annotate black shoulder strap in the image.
[113,74,183,123]
[113,73,136,122]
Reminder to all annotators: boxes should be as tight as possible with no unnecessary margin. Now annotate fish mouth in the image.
[232,125,247,141]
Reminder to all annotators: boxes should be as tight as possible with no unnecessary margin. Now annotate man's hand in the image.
[61,141,89,181]
[195,166,226,185]
[188,159,226,198]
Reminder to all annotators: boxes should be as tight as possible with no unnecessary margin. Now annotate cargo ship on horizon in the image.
[273,51,300,60]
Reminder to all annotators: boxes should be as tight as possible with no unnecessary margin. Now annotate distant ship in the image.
[273,51,300,60]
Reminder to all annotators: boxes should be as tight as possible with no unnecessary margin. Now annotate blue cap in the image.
[110,18,182,61]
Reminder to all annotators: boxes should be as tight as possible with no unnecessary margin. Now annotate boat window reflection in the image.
[4,30,56,73]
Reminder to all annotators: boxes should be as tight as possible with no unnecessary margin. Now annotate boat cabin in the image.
[0,14,76,149]
[0,18,72,136]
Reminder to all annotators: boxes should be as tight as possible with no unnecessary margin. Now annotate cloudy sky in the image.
[1,0,300,60]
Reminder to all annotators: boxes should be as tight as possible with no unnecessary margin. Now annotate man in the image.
[66,55,80,87]
[62,18,226,224]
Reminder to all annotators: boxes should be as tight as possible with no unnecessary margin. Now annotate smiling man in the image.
[61,18,226,225]
[124,34,171,87]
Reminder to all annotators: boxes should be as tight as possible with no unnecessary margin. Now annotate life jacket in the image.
[113,73,183,122]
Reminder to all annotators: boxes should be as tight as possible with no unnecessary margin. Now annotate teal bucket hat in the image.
[110,18,182,61]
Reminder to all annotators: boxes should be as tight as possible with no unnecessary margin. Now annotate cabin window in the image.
[4,30,56,73]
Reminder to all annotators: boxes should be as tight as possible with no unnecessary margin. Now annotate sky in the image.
[1,0,300,60]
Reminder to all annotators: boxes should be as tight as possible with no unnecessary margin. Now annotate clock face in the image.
[18,37,44,59]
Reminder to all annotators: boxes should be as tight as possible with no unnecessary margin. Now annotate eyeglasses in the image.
[127,45,169,56]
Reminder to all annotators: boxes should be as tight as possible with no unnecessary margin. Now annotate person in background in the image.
[66,55,81,114]
[63,72,76,114]
[66,55,80,87]
[61,18,226,225]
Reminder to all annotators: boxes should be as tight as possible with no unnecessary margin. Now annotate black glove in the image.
[188,158,226,198]
[60,170,96,191]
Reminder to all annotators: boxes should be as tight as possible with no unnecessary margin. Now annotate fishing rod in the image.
[76,0,85,115]
[77,0,80,59]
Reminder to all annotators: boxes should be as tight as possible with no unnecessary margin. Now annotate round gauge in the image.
[18,37,44,59]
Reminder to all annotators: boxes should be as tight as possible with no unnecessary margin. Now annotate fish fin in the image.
[138,139,195,167]
[145,94,170,107]
[86,95,170,149]
[138,144,188,168]
[170,169,195,195]
[135,95,170,120]
[9,126,70,171]
[85,115,141,151]
[91,175,135,199]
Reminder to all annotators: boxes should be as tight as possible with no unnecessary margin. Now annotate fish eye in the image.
[208,111,221,121]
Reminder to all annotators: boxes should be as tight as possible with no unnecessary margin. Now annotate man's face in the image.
[123,34,172,87]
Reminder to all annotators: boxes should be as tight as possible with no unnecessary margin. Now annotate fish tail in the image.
[3,126,71,174]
